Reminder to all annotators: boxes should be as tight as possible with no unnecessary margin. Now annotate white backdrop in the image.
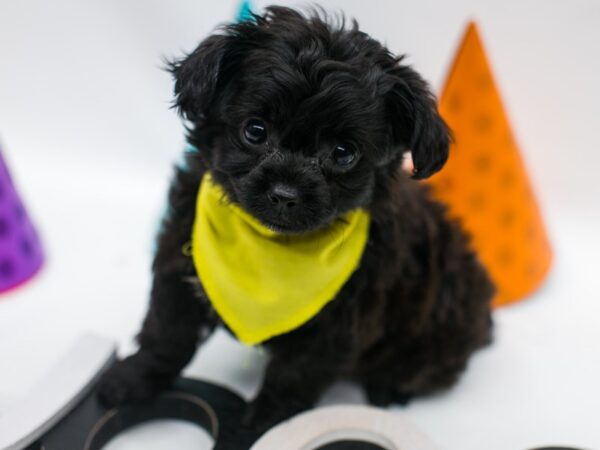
[1,2,600,450]
[2,0,600,212]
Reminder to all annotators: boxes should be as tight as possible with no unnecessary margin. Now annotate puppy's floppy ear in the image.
[385,63,450,179]
[168,34,234,122]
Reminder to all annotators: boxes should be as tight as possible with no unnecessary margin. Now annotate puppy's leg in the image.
[360,264,493,406]
[359,334,467,408]
[244,329,355,431]
[243,355,338,431]
[97,269,213,406]
[97,167,215,406]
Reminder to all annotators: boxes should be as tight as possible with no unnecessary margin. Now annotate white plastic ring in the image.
[250,405,440,450]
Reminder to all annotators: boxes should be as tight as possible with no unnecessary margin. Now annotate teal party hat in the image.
[236,0,254,22]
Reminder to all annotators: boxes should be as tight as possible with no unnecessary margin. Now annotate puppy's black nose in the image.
[268,183,299,209]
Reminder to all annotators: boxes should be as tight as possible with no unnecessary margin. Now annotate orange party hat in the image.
[427,22,552,307]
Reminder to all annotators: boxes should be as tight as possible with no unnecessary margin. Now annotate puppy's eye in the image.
[332,145,357,167]
[243,119,267,144]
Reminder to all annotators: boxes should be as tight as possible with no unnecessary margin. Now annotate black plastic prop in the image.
[24,378,260,450]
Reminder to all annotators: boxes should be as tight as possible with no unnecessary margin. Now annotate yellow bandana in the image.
[191,173,370,345]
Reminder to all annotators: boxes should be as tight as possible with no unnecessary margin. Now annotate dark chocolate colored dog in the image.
[98,6,494,430]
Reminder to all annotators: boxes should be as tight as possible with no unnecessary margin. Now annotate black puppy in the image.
[98,6,494,430]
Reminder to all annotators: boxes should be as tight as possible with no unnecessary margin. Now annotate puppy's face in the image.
[208,57,390,233]
[171,7,449,233]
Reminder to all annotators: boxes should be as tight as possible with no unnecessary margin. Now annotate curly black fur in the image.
[98,6,494,431]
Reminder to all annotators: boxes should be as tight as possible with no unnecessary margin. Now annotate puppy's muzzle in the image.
[268,183,299,210]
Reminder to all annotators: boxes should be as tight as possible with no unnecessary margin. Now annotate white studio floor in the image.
[0,148,599,450]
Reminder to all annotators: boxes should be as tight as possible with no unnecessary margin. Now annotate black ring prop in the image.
[25,378,260,450]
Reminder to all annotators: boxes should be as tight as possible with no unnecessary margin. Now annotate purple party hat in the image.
[0,145,44,293]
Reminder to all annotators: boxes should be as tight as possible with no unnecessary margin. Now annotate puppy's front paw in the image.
[364,383,413,407]
[97,354,171,407]
[242,397,300,433]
